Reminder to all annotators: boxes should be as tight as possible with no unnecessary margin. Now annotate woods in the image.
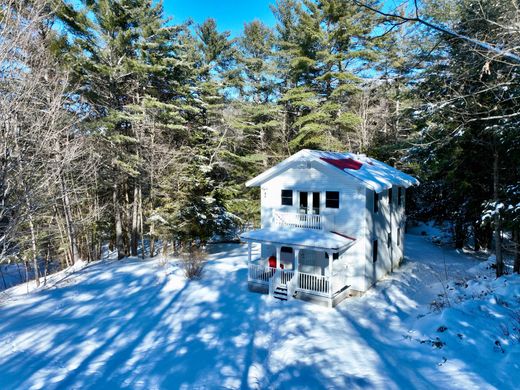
[1,0,519,286]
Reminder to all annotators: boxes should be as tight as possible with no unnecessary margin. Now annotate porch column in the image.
[247,241,252,264]
[294,248,300,288]
[276,246,281,268]
[328,251,334,307]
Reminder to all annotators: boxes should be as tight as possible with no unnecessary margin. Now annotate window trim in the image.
[281,189,293,206]
[325,191,340,209]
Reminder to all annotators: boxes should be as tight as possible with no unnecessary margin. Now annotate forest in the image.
[1,0,519,287]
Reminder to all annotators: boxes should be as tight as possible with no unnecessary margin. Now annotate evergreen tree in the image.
[272,0,380,151]
[410,0,520,274]
[56,0,189,257]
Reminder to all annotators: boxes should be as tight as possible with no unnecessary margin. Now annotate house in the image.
[240,149,419,307]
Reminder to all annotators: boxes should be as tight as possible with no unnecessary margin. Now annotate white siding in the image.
[363,185,407,291]
[341,240,366,291]
[261,161,366,239]
[255,158,415,294]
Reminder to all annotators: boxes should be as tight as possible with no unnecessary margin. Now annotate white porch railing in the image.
[249,264,275,285]
[249,264,332,298]
[280,269,295,285]
[274,211,322,230]
[297,272,330,297]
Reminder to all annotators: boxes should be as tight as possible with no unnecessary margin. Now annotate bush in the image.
[180,247,206,280]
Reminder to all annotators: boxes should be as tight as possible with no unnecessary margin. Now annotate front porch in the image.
[241,228,356,307]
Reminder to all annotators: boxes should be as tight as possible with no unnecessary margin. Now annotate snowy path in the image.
[0,235,518,389]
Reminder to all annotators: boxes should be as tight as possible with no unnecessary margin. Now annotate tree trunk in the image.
[454,219,465,249]
[493,148,504,277]
[113,183,124,260]
[473,222,481,252]
[59,173,79,264]
[130,184,139,256]
[24,193,39,288]
[139,185,145,259]
[513,228,520,274]
[150,223,155,257]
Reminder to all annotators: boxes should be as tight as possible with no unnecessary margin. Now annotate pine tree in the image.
[410,0,520,274]
[56,0,190,258]
[272,0,380,151]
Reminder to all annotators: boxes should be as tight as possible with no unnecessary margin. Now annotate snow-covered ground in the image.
[0,235,519,389]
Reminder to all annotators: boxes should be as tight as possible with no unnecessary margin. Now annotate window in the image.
[388,188,393,205]
[324,252,339,260]
[312,192,320,214]
[397,228,401,246]
[281,246,293,253]
[299,191,308,212]
[388,232,392,248]
[373,240,378,263]
[281,190,293,206]
[373,192,379,213]
[397,187,402,206]
[326,191,339,208]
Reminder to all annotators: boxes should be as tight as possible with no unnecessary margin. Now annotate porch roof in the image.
[240,228,356,252]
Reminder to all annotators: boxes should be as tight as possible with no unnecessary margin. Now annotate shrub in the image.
[180,247,206,280]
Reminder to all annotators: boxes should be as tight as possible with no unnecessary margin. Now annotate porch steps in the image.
[273,285,288,301]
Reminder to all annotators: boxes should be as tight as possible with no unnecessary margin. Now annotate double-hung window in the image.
[326,191,339,208]
[281,190,293,206]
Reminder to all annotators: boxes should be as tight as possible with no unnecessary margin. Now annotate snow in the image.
[246,149,419,193]
[0,236,519,389]
[240,227,356,251]
[309,150,419,193]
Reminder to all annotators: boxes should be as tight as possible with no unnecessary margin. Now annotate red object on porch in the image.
[320,157,363,170]
[268,256,284,269]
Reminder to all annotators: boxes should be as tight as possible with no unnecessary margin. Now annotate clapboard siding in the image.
[364,185,407,289]
[261,161,366,239]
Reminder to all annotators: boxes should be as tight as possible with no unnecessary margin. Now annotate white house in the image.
[240,149,419,307]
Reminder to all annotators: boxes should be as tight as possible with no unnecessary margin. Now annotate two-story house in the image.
[240,149,419,307]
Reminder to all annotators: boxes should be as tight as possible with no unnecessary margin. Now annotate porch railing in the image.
[298,272,330,297]
[249,264,331,298]
[280,269,295,285]
[273,211,322,230]
[248,264,275,285]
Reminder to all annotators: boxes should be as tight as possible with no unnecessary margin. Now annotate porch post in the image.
[328,251,334,307]
[294,248,300,288]
[276,246,281,268]
[247,241,252,264]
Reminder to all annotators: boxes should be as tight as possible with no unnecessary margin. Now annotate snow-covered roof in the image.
[240,227,356,251]
[246,149,419,193]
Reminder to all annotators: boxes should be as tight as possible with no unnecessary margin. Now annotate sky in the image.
[162,0,277,36]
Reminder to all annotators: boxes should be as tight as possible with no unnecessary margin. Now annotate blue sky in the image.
[162,0,277,36]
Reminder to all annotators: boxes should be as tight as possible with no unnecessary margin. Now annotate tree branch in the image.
[352,0,520,64]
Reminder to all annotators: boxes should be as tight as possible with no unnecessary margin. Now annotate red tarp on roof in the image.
[320,157,363,171]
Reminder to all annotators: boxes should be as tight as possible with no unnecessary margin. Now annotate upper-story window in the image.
[281,189,293,206]
[373,192,379,213]
[325,191,339,208]
[388,187,393,205]
[397,187,402,206]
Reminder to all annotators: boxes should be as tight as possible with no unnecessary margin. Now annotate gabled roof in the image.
[246,149,419,193]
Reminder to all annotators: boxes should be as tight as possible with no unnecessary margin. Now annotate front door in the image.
[299,191,320,214]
